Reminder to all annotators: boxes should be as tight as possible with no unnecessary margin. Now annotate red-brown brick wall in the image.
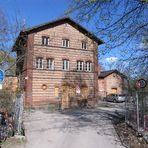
[21,23,99,107]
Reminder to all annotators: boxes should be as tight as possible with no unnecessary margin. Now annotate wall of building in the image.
[98,79,106,98]
[24,23,98,107]
[98,73,128,98]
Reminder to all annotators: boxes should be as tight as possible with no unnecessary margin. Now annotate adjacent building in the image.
[13,17,103,107]
[3,75,18,92]
[98,70,128,98]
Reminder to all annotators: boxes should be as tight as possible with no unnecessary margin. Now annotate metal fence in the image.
[125,91,148,139]
[13,93,24,135]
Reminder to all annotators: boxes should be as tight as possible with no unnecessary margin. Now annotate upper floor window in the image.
[42,36,49,45]
[36,57,43,69]
[81,41,87,49]
[62,39,69,48]
[85,61,92,72]
[62,59,69,71]
[47,58,54,70]
[77,61,84,71]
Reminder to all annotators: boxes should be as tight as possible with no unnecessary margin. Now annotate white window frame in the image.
[36,57,43,69]
[47,58,54,70]
[62,59,69,71]
[81,41,87,49]
[85,61,92,72]
[77,61,84,71]
[62,39,70,48]
[42,36,49,45]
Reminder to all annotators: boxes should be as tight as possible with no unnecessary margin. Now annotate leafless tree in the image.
[0,9,24,75]
[66,0,148,75]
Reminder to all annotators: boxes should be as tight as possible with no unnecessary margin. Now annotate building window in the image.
[85,61,92,72]
[77,61,84,71]
[81,41,87,49]
[42,36,49,45]
[62,59,69,70]
[36,57,43,69]
[47,58,54,70]
[62,39,69,48]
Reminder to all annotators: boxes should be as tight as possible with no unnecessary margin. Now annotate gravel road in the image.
[3,108,125,148]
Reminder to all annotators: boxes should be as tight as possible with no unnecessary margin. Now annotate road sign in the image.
[0,69,5,83]
[136,79,147,89]
[0,83,2,90]
[76,85,80,94]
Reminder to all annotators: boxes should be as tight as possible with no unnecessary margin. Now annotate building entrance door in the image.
[61,86,70,109]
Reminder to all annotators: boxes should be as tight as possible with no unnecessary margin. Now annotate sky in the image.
[0,0,121,70]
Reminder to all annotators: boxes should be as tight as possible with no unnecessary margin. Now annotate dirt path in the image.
[4,109,124,148]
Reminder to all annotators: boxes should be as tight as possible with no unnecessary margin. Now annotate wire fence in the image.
[125,91,148,139]
[13,93,24,135]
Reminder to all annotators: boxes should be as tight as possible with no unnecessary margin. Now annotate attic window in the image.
[42,36,49,45]
[62,39,69,48]
[81,41,87,49]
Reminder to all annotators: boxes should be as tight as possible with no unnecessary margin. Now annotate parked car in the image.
[103,94,126,103]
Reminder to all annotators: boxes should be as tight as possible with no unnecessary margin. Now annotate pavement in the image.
[3,102,125,148]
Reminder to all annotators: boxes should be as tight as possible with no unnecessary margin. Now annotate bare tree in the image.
[0,9,24,75]
[66,0,148,75]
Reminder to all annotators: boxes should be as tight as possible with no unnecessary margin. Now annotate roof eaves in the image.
[21,17,104,45]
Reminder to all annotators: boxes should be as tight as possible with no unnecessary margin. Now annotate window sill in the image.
[62,69,69,71]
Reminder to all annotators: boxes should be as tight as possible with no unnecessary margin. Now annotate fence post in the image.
[14,93,24,135]
[136,92,139,133]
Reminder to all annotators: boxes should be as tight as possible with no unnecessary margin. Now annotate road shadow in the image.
[57,108,124,136]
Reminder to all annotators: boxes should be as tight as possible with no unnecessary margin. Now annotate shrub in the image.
[0,90,14,112]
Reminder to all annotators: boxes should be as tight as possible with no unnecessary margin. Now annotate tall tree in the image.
[67,0,148,75]
[0,9,23,75]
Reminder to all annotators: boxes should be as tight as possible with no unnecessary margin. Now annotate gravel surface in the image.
[3,108,124,148]
[114,122,148,148]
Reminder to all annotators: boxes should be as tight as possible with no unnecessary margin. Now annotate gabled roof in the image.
[12,17,103,51]
[23,17,103,44]
[98,70,127,79]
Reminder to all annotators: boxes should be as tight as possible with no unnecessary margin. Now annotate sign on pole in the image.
[136,79,147,89]
[0,69,5,90]
[0,69,5,83]
[0,83,2,90]
[76,85,80,94]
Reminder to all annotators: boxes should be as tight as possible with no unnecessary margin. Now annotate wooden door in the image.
[81,87,88,98]
[61,86,70,109]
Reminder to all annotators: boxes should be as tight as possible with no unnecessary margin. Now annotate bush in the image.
[48,104,59,112]
[0,90,14,112]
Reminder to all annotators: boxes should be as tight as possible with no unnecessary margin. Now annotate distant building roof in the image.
[98,70,127,79]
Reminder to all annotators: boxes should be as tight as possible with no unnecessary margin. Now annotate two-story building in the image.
[13,17,103,108]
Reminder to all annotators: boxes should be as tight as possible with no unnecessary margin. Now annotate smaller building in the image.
[2,75,18,92]
[98,70,128,98]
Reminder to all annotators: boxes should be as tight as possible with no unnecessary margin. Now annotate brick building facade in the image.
[13,17,103,107]
[98,70,128,98]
